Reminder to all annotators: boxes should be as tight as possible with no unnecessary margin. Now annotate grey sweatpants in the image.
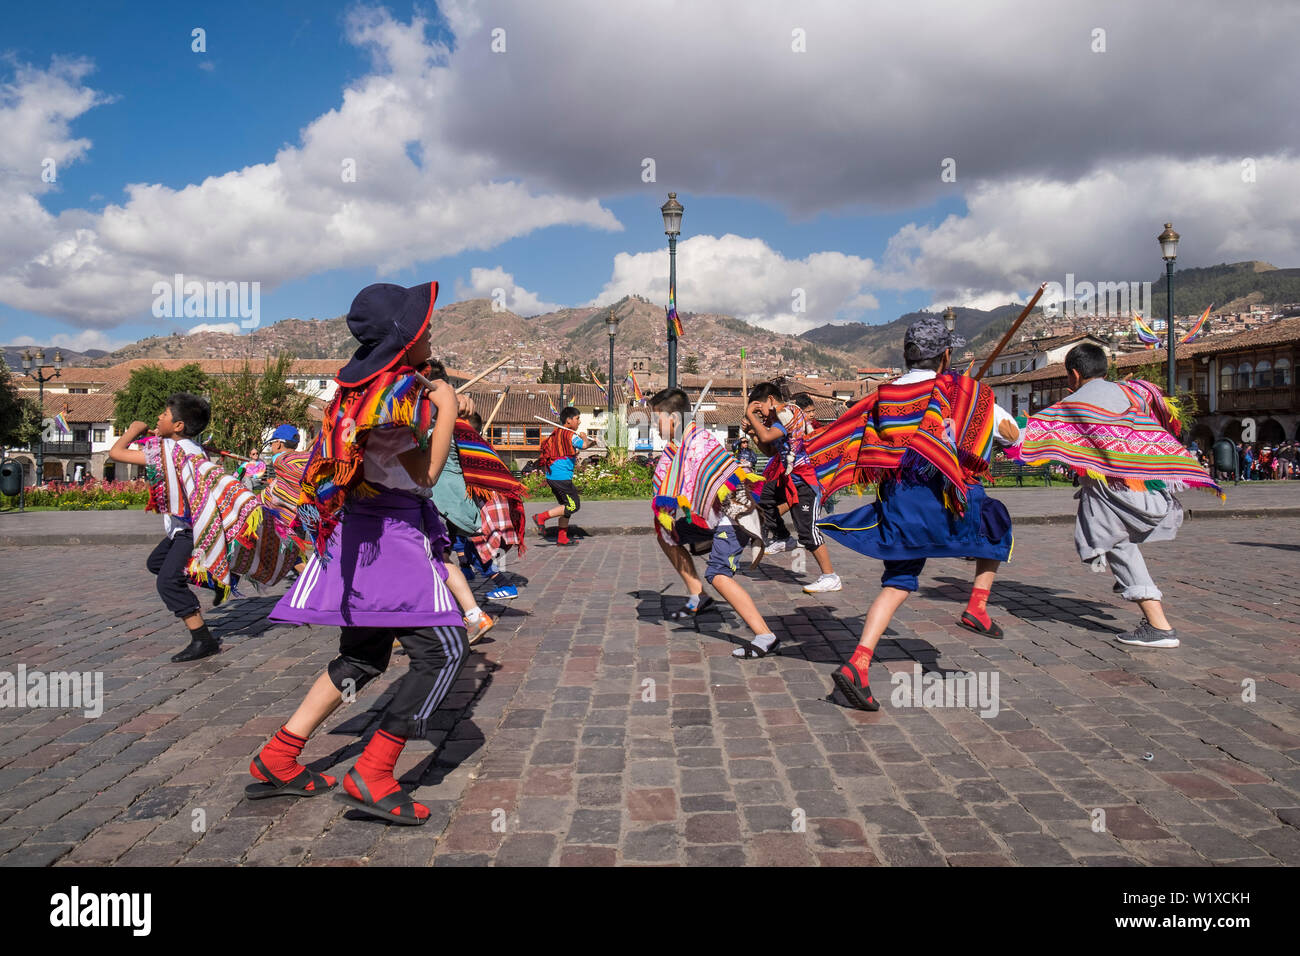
[1074,478,1182,602]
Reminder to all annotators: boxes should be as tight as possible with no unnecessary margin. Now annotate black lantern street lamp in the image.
[942,306,957,334]
[557,358,568,411]
[661,192,684,389]
[1158,222,1180,399]
[21,348,63,485]
[605,307,621,420]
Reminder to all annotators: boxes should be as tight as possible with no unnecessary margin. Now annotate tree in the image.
[207,354,313,459]
[540,360,552,384]
[114,364,210,431]
[682,355,700,374]
[0,361,41,449]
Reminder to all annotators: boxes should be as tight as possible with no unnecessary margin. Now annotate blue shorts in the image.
[676,518,745,583]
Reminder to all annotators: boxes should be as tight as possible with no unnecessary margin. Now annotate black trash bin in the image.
[1212,439,1239,485]
[0,459,23,497]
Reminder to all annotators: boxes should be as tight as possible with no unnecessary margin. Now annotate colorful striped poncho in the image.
[652,421,759,540]
[1017,379,1223,498]
[805,373,996,511]
[295,368,434,556]
[537,426,576,474]
[259,449,312,550]
[454,420,527,557]
[144,437,261,593]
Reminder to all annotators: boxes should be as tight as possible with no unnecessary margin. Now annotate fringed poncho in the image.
[294,368,434,557]
[652,422,760,542]
[806,373,996,513]
[1017,379,1222,499]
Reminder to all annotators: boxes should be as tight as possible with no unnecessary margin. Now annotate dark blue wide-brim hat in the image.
[336,281,438,388]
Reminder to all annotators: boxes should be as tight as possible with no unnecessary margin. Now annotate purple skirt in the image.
[271,486,463,629]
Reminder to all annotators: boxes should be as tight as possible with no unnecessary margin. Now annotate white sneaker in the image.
[765,537,800,554]
[803,573,842,594]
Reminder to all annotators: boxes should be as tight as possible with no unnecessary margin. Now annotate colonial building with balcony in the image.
[982,317,1300,450]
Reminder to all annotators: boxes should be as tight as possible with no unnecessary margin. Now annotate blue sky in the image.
[3,1,1297,352]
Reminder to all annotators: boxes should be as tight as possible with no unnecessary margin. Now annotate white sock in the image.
[465,607,483,623]
[685,593,702,610]
[750,633,776,651]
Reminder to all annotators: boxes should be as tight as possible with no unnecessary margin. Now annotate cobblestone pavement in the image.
[1,517,1298,866]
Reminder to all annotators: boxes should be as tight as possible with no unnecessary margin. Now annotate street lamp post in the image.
[21,348,63,485]
[942,306,956,334]
[557,358,568,411]
[605,307,621,420]
[1158,222,1180,399]
[661,192,684,390]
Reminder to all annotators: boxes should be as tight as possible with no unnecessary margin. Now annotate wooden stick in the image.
[534,415,605,447]
[973,283,1048,381]
[483,387,509,431]
[219,450,254,462]
[454,356,512,394]
[691,379,714,415]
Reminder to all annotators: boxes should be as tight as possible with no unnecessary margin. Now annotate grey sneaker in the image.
[1116,619,1179,648]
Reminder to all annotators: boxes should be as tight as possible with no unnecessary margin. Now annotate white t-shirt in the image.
[363,427,430,494]
[894,368,1019,446]
[164,438,206,539]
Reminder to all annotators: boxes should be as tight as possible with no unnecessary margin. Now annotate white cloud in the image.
[11,329,130,353]
[588,234,880,334]
[454,267,562,316]
[187,322,241,336]
[884,155,1300,303]
[0,10,620,328]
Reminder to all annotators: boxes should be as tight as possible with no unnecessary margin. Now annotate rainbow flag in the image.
[589,368,607,400]
[545,390,558,417]
[53,413,70,435]
[667,277,682,337]
[1180,304,1211,344]
[626,370,644,403]
[1132,313,1161,347]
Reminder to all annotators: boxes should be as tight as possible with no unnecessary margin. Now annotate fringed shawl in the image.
[806,373,996,511]
[1017,379,1223,498]
[537,427,576,474]
[454,420,528,558]
[652,422,758,540]
[144,437,260,591]
[294,368,434,556]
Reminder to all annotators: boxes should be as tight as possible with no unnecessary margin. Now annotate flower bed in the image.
[522,461,654,500]
[2,479,152,510]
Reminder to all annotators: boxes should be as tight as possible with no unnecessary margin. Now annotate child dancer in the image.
[533,407,585,545]
[649,388,777,658]
[745,382,841,593]
[808,315,1013,709]
[107,394,233,662]
[1016,343,1222,648]
[247,281,469,825]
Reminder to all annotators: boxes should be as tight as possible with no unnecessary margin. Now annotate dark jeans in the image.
[146,531,201,619]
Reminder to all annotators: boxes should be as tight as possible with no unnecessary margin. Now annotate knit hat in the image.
[904,313,965,364]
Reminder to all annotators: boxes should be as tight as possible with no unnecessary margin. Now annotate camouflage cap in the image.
[904,313,965,363]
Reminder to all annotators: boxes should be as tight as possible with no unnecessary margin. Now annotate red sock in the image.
[251,726,336,790]
[847,644,874,676]
[557,529,570,545]
[965,587,992,629]
[344,729,428,820]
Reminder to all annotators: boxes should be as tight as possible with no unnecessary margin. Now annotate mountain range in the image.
[4,261,1294,378]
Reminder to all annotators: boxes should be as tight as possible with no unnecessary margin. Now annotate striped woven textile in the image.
[144,437,260,589]
[1018,379,1222,497]
[652,421,755,538]
[806,373,995,508]
[454,420,527,557]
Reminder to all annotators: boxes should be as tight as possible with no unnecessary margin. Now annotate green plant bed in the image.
[523,461,654,501]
